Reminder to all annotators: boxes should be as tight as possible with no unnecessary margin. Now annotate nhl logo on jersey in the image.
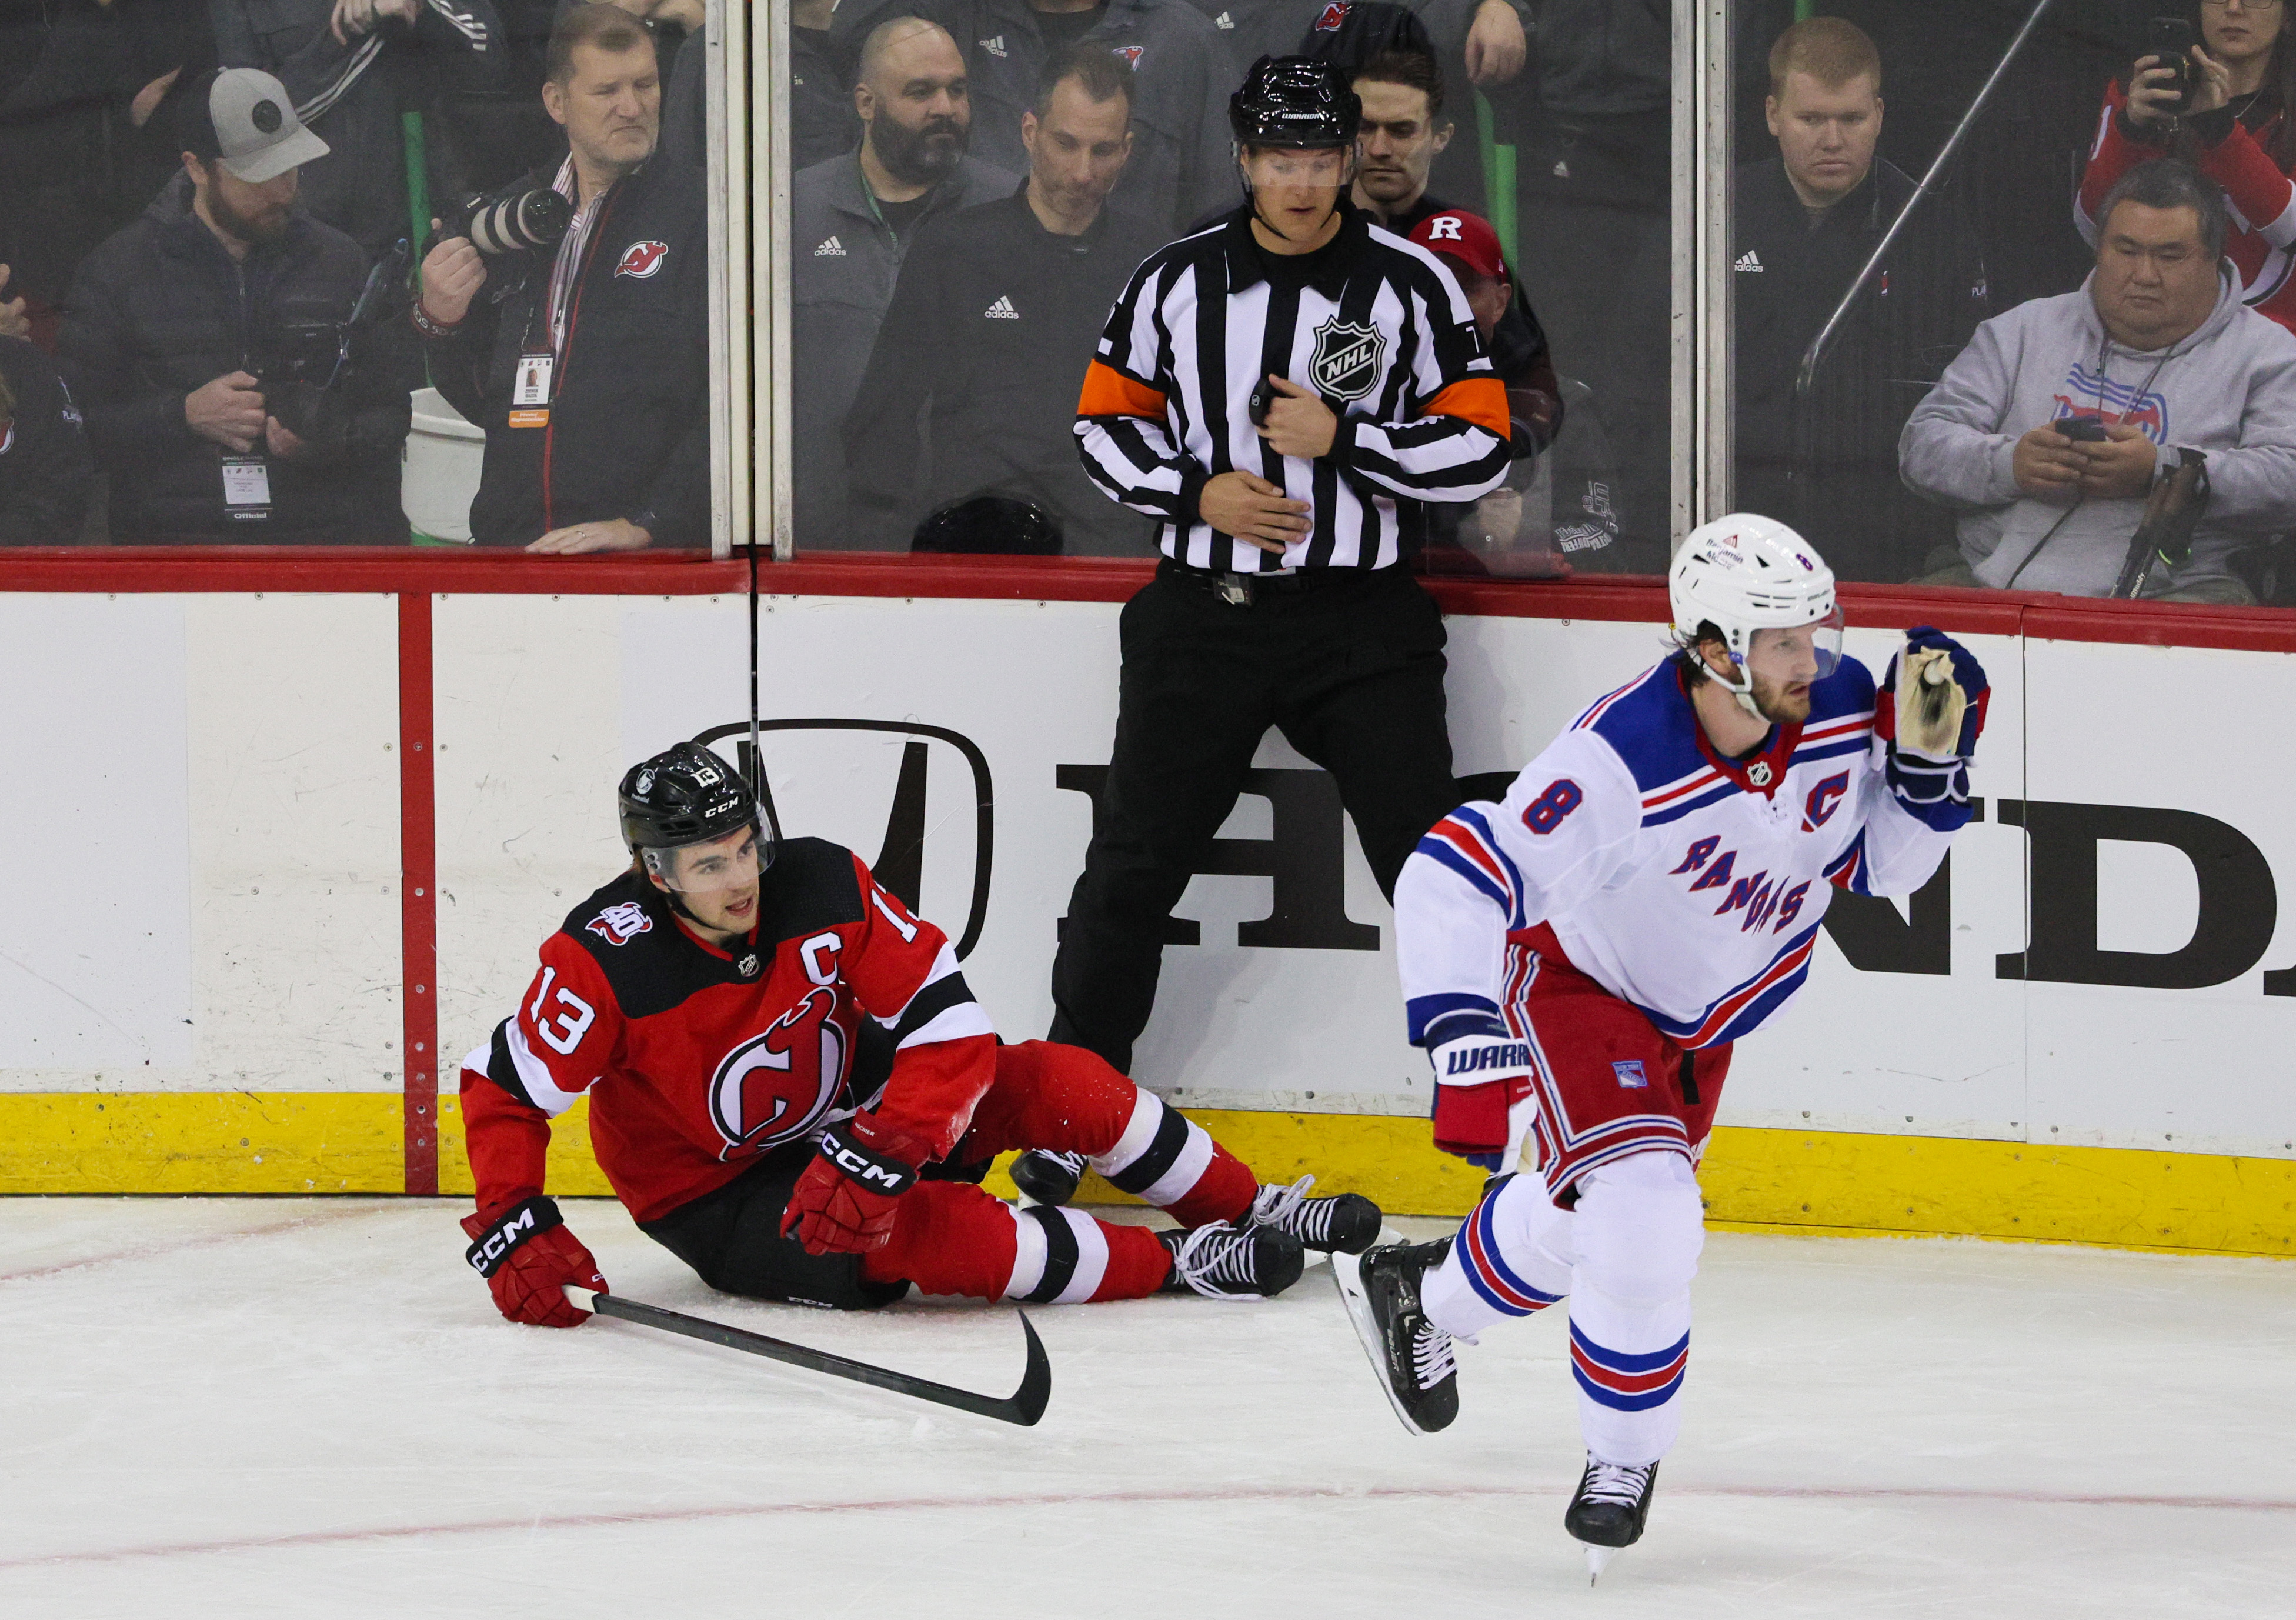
[1309,316,1385,401]
[737,952,760,978]
[585,902,653,946]
[1746,761,1774,788]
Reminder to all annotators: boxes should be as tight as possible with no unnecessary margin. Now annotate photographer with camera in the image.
[2079,2,2296,338]
[415,2,707,552]
[1903,159,2296,602]
[59,66,412,544]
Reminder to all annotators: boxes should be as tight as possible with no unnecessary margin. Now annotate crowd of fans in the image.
[5,1,2296,601]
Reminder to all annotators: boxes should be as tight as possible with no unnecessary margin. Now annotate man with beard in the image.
[1343,515,1987,1576]
[60,66,413,542]
[793,18,1016,546]
[842,44,1164,554]
[416,2,709,551]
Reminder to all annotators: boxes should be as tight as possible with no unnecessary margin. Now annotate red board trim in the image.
[398,595,439,1196]
[4,548,2288,651]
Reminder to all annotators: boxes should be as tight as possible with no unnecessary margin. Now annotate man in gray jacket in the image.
[1901,159,2296,603]
[793,17,1016,546]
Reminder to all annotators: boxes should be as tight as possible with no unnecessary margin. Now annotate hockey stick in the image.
[564,1286,1051,1426]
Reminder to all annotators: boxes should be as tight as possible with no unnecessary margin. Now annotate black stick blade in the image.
[576,1289,1051,1426]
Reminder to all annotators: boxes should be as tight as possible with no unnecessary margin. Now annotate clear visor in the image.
[1739,608,1845,686]
[642,825,763,895]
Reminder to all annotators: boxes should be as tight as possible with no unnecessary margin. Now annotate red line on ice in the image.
[5,1482,2292,1570]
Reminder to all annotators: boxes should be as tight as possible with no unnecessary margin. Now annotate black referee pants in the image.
[1049,561,1461,1074]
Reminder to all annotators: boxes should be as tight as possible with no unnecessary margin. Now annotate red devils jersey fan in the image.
[459,742,1386,1326]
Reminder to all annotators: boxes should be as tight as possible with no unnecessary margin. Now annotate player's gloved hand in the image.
[461,1195,607,1328]
[1877,626,1988,832]
[1427,1033,1537,1171]
[781,1116,929,1256]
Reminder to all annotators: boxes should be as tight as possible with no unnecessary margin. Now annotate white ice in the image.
[2,1198,2292,1619]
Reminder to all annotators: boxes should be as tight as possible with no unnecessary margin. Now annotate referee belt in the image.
[1156,556,1401,608]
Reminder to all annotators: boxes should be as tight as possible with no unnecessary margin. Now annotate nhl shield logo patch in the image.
[1308,315,1384,401]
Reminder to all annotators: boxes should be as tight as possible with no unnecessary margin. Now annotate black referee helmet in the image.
[1229,55,1360,149]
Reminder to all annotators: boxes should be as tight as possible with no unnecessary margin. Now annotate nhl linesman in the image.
[1031,55,1510,1192]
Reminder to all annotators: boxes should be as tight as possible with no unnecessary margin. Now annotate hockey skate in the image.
[1565,1454,1658,1583]
[1157,1219,1305,1299]
[1010,1149,1086,1206]
[1331,1238,1458,1434]
[1249,1174,1383,1254]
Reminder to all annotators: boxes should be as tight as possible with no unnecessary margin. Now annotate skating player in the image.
[1338,515,1988,1575]
[459,743,1381,1328]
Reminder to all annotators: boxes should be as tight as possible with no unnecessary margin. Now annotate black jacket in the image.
[1733,155,1990,582]
[59,175,412,542]
[418,156,710,548]
[843,186,1166,555]
[0,335,94,545]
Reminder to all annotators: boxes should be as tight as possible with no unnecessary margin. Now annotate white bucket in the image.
[401,386,486,544]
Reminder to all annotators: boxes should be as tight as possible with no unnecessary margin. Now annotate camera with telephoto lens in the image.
[450,182,573,256]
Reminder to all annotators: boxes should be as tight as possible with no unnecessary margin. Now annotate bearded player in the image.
[1337,515,1988,1575]
[459,743,1381,1328]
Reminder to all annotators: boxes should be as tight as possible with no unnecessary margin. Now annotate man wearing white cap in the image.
[59,68,414,543]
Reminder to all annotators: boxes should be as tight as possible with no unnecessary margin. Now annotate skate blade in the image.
[1329,1248,1433,1438]
[1584,1544,1614,1585]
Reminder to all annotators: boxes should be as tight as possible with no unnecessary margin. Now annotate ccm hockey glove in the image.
[1877,625,1988,832]
[1429,1033,1537,1171]
[462,1195,607,1328]
[782,1117,930,1256]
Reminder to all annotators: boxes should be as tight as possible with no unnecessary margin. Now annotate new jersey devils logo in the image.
[1313,2,1350,31]
[616,240,670,279]
[708,988,849,1158]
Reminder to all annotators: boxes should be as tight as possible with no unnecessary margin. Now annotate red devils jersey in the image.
[459,839,996,1224]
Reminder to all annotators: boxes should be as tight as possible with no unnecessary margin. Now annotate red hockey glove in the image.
[461,1195,607,1328]
[782,1117,928,1256]
[1429,1034,1537,1171]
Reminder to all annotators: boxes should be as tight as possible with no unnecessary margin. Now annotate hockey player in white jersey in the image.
[1336,514,1989,1576]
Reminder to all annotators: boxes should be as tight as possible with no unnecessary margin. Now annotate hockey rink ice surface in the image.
[2,1198,2292,1619]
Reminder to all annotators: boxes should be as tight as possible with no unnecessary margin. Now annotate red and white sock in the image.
[1002,1204,1170,1302]
[1090,1090,1257,1228]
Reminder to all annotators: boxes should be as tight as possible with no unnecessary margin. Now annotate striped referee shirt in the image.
[1074,202,1511,573]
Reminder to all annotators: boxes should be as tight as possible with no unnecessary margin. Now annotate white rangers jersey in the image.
[1397,655,1954,1052]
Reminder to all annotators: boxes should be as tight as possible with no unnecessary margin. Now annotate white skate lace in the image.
[1173,1222,1262,1300]
[1581,1458,1655,1507]
[1032,1149,1087,1175]
[1249,1175,1328,1242]
[1410,1320,1457,1391]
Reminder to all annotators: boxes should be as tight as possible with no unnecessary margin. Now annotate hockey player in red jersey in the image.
[459,742,1383,1326]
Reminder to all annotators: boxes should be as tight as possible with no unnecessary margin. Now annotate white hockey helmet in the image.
[1670,513,1842,715]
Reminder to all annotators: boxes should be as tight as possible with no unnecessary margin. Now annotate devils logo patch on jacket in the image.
[1309,315,1386,401]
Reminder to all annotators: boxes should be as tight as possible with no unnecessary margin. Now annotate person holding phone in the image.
[2078,1,2296,336]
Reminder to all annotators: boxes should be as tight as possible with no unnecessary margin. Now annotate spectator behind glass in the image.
[1901,160,2296,604]
[1734,16,1988,585]
[0,0,216,351]
[0,334,95,544]
[829,0,1232,231]
[2080,0,2296,338]
[60,67,412,544]
[554,0,705,170]
[843,42,1164,554]
[415,2,708,551]
[793,0,863,169]
[792,18,1015,546]
[1510,0,1670,569]
[213,1,508,258]
[1290,0,1525,216]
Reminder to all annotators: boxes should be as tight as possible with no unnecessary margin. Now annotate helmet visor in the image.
[1743,608,1844,686]
[642,825,763,895]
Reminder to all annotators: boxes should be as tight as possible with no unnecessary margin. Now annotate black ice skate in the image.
[1010,1149,1086,1206]
[1157,1219,1305,1299]
[1564,1454,1658,1584]
[1249,1174,1383,1254]
[1331,1238,1459,1435]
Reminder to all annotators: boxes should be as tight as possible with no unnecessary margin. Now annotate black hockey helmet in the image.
[618,742,764,858]
[1229,55,1360,150]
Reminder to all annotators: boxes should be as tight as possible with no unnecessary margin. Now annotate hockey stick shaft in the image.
[565,1286,1050,1426]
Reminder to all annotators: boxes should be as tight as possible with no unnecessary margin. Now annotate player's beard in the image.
[1748,671,1813,726]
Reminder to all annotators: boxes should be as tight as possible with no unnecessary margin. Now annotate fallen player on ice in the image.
[459,742,1382,1328]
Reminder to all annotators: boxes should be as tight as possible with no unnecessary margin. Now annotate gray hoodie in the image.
[1898,268,2296,596]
